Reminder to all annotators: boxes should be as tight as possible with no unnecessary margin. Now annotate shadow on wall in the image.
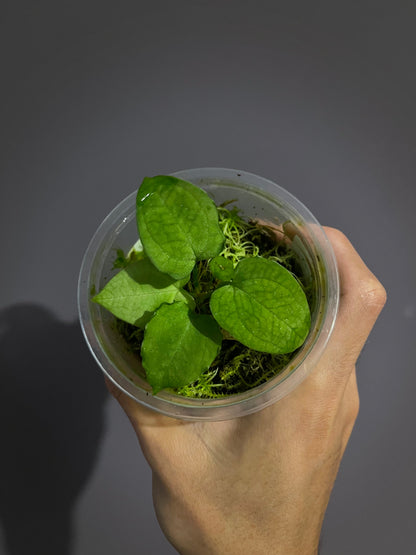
[0,304,108,555]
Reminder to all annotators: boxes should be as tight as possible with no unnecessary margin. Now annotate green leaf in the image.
[136,175,224,279]
[209,256,235,281]
[209,257,311,354]
[93,258,192,327]
[141,302,222,393]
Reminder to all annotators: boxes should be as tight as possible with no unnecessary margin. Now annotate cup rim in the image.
[78,168,339,420]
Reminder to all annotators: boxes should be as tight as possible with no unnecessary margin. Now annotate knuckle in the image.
[358,278,387,312]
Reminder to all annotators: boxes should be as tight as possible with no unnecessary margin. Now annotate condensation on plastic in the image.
[78,168,339,421]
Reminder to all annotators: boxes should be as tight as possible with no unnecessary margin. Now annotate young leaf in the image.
[209,256,235,281]
[127,238,145,260]
[93,257,192,327]
[136,175,224,279]
[113,240,145,269]
[209,257,311,354]
[141,302,222,393]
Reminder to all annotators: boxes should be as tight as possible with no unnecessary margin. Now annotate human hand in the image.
[107,227,386,555]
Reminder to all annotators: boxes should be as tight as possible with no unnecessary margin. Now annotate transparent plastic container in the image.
[78,168,339,421]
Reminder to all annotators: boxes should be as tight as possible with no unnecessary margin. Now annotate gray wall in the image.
[1,1,415,554]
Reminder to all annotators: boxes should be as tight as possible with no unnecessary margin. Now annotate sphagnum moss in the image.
[114,204,311,398]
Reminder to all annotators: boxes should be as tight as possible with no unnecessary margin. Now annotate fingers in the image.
[275,223,386,372]
[322,227,386,376]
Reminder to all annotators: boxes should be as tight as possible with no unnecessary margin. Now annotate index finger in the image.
[321,227,386,377]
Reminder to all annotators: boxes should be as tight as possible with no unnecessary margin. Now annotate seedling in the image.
[93,176,311,395]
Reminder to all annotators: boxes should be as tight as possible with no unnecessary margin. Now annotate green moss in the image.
[114,204,313,398]
[176,341,293,398]
[112,248,129,269]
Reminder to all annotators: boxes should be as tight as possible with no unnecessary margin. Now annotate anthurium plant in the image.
[93,176,311,396]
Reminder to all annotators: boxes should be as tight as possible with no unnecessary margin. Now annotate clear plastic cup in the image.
[78,168,339,421]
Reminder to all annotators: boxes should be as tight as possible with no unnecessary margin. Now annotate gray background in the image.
[1,1,415,554]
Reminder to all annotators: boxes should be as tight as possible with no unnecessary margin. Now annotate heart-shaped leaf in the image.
[209,257,310,354]
[93,257,192,327]
[136,175,224,279]
[141,302,222,393]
